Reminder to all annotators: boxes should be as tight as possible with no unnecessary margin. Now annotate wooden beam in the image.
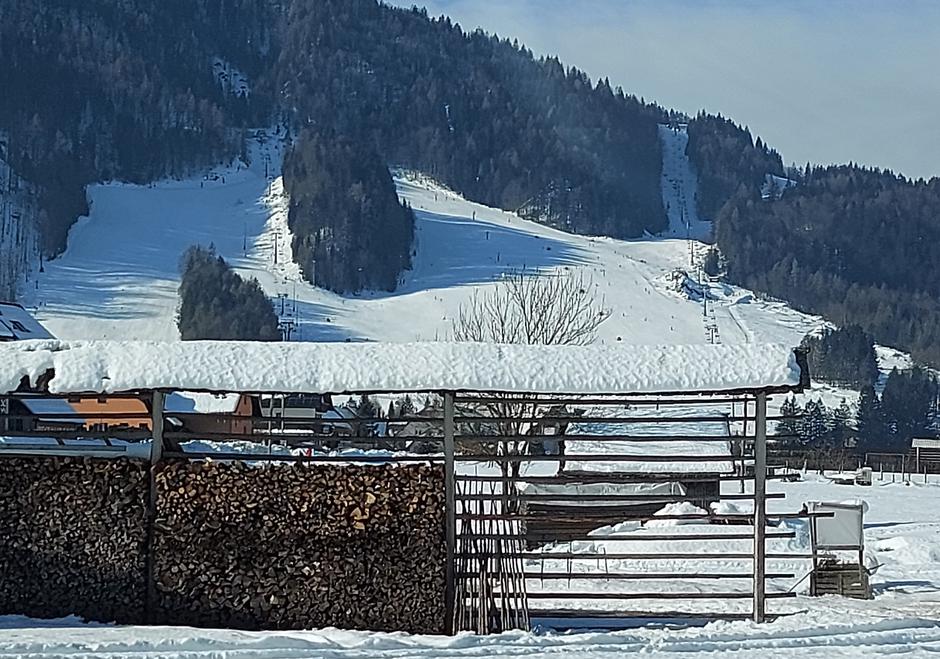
[443,391,456,635]
[753,392,768,623]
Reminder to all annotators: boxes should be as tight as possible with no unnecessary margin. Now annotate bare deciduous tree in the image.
[452,269,611,483]
[453,269,610,345]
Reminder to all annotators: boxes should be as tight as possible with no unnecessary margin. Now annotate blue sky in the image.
[390,1,940,179]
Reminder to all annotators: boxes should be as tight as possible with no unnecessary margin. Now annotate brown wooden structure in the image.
[0,340,813,632]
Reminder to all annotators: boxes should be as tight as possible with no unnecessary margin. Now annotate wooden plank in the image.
[456,551,814,560]
[482,572,796,580]
[457,493,785,502]
[456,511,832,522]
[753,392,767,623]
[454,453,738,463]
[462,532,796,542]
[522,592,797,600]
[443,391,456,635]
[528,609,766,621]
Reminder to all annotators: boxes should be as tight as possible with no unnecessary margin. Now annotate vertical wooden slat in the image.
[752,392,767,623]
[150,391,165,464]
[444,391,456,634]
[145,390,165,623]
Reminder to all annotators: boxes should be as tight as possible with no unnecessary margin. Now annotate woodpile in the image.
[153,460,446,633]
[0,457,148,623]
[0,456,445,633]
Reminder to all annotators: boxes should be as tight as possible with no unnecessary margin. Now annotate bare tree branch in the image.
[451,269,611,483]
[452,269,610,345]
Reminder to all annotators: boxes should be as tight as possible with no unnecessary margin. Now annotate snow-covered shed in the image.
[0,339,810,627]
[0,340,806,396]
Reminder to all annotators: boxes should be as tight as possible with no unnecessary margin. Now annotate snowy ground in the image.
[2,474,938,657]
[1,611,939,658]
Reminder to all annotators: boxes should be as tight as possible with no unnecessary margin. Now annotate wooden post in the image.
[145,390,165,623]
[443,391,456,634]
[753,392,767,623]
[150,391,165,464]
[740,401,748,494]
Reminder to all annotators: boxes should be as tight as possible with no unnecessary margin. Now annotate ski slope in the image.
[24,127,872,416]
[27,131,826,350]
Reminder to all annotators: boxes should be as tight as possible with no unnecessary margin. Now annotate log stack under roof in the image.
[0,457,149,623]
[0,456,446,633]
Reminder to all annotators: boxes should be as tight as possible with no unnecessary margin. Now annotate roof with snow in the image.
[0,303,54,342]
[0,340,807,396]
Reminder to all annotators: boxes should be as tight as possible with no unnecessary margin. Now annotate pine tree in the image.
[177,245,280,341]
[856,384,885,453]
[355,394,379,419]
[776,396,802,446]
[827,398,854,448]
[399,394,417,418]
[799,399,830,446]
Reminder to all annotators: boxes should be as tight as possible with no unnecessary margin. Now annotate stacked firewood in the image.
[0,457,148,623]
[153,460,446,633]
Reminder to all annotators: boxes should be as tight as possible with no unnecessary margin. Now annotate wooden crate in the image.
[811,561,871,599]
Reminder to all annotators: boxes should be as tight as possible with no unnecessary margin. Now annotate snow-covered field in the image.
[1,610,938,658]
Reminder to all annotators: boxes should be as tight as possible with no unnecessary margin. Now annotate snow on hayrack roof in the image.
[0,340,804,396]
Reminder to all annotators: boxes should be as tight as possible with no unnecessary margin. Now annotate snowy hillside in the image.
[27,130,823,348]
[22,128,889,413]
[659,124,712,240]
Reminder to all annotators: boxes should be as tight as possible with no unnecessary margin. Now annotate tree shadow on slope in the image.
[359,209,595,300]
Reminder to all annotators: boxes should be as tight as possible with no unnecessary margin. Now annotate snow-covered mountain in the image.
[22,128,796,343]
[21,127,907,409]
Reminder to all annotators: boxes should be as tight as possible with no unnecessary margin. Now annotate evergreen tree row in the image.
[177,245,280,341]
[856,367,939,454]
[800,325,879,389]
[282,130,415,293]
[717,166,940,365]
[777,366,939,455]
[685,112,785,219]
[777,396,854,449]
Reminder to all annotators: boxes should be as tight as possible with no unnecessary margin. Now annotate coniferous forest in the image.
[715,166,940,365]
[177,245,280,341]
[686,113,785,219]
[1,0,671,294]
[800,326,880,390]
[283,130,415,293]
